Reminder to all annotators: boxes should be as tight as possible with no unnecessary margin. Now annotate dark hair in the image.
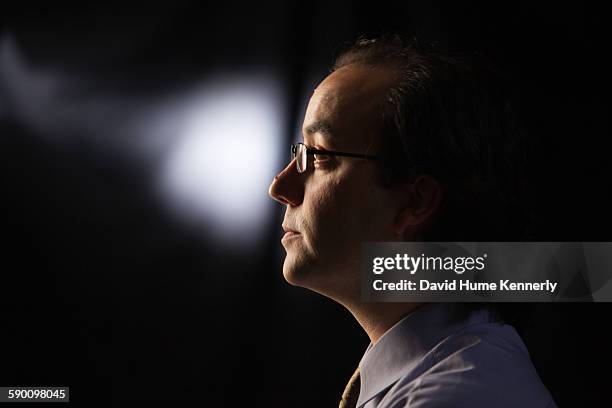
[332,36,533,242]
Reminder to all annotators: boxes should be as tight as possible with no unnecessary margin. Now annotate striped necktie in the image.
[339,366,361,408]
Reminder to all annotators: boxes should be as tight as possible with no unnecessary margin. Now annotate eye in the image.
[313,152,331,162]
[313,151,336,167]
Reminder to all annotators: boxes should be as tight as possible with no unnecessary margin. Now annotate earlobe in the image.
[393,175,442,239]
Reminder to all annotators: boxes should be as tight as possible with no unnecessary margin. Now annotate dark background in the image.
[1,1,610,407]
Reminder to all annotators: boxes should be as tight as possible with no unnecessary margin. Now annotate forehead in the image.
[303,65,397,150]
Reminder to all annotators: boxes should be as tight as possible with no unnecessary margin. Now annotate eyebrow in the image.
[303,120,334,138]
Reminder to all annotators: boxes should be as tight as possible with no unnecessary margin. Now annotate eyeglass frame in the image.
[290,142,381,174]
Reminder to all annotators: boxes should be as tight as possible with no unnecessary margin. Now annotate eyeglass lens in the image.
[292,144,307,173]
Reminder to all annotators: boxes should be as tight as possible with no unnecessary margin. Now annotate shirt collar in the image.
[356,303,496,407]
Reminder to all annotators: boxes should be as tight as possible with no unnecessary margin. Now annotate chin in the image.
[282,255,324,289]
[282,260,311,287]
[282,255,351,298]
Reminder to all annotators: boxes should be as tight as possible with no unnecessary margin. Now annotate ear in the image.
[393,175,442,239]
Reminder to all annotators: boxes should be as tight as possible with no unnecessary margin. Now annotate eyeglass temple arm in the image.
[306,147,380,161]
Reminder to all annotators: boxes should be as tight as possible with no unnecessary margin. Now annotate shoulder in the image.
[379,321,557,408]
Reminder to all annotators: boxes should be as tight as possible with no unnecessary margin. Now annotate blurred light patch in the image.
[0,32,159,149]
[0,33,69,133]
[157,75,284,248]
[1,32,286,249]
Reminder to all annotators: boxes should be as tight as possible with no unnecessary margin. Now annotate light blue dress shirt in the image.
[356,303,557,408]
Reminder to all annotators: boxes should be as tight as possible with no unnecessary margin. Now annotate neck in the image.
[344,301,425,343]
[309,276,424,343]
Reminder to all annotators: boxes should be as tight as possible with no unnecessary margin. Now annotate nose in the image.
[268,158,304,206]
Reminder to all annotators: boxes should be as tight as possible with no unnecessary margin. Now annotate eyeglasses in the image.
[290,142,380,174]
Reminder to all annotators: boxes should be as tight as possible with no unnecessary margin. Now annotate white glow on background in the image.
[158,76,284,247]
[1,32,286,248]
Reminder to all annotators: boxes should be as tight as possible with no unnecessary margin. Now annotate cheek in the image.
[302,180,339,237]
[332,175,396,239]
[297,178,344,254]
[303,174,383,244]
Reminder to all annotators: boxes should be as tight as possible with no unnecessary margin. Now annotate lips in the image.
[281,225,301,243]
[282,225,299,234]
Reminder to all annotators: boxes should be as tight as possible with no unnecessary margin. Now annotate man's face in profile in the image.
[269,65,403,300]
